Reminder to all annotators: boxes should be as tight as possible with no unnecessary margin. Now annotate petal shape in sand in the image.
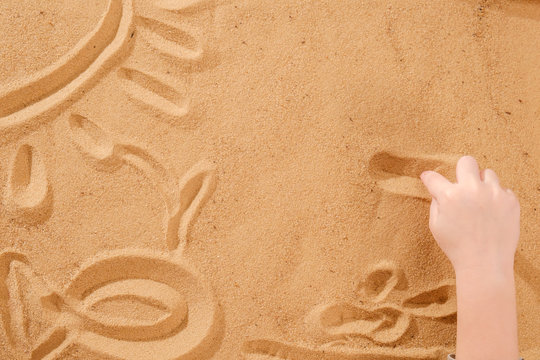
[0,251,59,355]
[4,144,52,224]
[402,279,456,318]
[117,67,190,121]
[63,249,222,360]
[68,114,118,168]
[74,278,188,341]
[167,160,217,252]
[137,16,203,62]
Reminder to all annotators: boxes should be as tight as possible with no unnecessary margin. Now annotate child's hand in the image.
[420,155,520,274]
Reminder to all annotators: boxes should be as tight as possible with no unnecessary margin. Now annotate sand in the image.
[0,0,538,359]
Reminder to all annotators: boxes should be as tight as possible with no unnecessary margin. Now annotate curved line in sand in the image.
[241,339,450,360]
[0,0,133,134]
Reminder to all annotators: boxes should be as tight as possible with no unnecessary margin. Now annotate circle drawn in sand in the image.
[62,250,221,360]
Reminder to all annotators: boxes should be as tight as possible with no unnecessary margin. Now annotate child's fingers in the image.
[482,168,500,186]
[420,170,452,201]
[456,155,482,185]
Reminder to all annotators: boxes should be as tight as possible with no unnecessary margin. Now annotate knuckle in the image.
[443,188,454,198]
[492,186,503,197]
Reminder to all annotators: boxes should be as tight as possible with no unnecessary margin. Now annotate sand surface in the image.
[0,0,539,359]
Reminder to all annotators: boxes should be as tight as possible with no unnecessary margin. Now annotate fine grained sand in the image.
[0,0,538,359]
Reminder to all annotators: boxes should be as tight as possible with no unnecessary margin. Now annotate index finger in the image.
[456,155,482,185]
[420,170,452,201]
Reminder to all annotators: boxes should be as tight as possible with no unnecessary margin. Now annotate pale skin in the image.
[420,155,520,360]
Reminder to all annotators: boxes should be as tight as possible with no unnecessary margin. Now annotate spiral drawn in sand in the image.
[368,151,461,200]
[2,144,53,224]
[117,67,191,122]
[0,0,133,138]
[241,339,450,360]
[0,248,222,360]
[243,261,456,359]
[68,114,217,254]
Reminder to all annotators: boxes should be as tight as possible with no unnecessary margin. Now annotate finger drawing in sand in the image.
[243,261,456,359]
[305,261,456,344]
[0,137,222,359]
[368,151,460,201]
[1,1,221,358]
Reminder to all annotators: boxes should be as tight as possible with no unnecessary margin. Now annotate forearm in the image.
[454,264,519,360]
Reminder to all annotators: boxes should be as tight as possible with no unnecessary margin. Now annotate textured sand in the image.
[0,0,538,359]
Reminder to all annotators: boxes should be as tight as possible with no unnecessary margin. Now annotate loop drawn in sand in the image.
[305,302,410,344]
[357,260,406,303]
[3,144,53,224]
[368,151,460,200]
[0,0,133,138]
[0,249,222,360]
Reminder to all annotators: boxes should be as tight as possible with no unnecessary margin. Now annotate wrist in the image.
[453,259,519,360]
[454,262,516,297]
[452,256,515,282]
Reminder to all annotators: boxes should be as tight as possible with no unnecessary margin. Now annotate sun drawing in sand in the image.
[0,0,224,359]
